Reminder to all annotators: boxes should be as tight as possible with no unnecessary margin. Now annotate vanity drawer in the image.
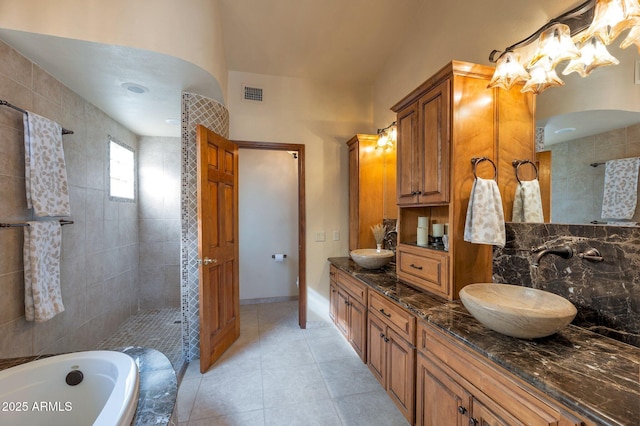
[337,270,367,305]
[397,244,449,297]
[330,265,338,284]
[369,291,416,344]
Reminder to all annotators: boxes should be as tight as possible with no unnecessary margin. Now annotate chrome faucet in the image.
[531,245,573,267]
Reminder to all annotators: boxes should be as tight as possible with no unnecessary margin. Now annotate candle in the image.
[417,227,428,246]
[418,216,429,228]
[432,223,444,238]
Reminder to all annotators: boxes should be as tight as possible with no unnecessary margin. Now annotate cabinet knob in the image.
[469,418,478,426]
[457,406,467,415]
[410,263,423,270]
[344,300,349,305]
[384,337,390,343]
[380,332,385,338]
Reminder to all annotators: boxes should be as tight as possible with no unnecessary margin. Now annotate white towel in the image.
[24,221,65,322]
[512,180,544,223]
[601,157,640,220]
[24,112,71,217]
[464,177,506,247]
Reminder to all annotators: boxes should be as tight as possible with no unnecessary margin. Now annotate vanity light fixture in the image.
[377,121,397,148]
[488,0,640,94]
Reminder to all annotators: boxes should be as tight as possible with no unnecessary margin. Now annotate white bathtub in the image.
[0,350,139,426]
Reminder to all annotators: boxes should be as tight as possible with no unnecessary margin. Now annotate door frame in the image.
[235,140,307,329]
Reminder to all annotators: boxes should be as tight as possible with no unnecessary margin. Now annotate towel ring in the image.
[471,157,497,180]
[512,159,539,183]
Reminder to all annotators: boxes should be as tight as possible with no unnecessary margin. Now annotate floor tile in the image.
[317,356,382,398]
[262,363,331,409]
[190,370,263,420]
[264,399,342,426]
[187,409,265,426]
[333,390,408,426]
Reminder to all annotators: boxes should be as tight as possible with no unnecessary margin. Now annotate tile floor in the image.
[177,301,409,425]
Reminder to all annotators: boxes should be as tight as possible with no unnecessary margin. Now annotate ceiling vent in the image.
[242,84,264,103]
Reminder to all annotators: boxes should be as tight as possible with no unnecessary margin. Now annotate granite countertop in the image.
[0,346,177,426]
[329,257,640,426]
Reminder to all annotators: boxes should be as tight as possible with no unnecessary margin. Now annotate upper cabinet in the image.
[347,134,397,251]
[392,61,535,300]
[397,80,451,206]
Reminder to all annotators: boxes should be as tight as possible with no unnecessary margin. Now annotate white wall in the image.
[372,0,580,128]
[227,71,373,321]
[239,149,298,301]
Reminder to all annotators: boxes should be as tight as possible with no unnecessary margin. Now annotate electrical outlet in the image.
[315,231,326,242]
[333,230,340,241]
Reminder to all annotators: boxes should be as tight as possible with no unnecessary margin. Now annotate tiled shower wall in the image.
[494,222,640,346]
[544,123,640,224]
[180,92,229,362]
[0,40,139,357]
[138,136,181,309]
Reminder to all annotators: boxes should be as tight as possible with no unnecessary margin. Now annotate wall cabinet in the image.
[415,320,584,426]
[347,134,397,251]
[392,61,535,299]
[330,266,368,362]
[367,291,416,423]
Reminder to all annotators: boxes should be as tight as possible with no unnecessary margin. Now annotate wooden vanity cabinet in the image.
[392,61,535,300]
[416,321,585,426]
[367,291,416,423]
[347,134,397,251]
[330,269,368,362]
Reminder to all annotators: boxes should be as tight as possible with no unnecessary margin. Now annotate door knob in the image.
[197,257,217,266]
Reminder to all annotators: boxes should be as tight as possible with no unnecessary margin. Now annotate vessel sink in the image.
[350,248,394,269]
[459,283,577,339]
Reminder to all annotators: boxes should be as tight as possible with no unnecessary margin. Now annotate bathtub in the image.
[0,350,139,426]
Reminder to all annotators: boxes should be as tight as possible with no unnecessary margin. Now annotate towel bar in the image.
[0,219,74,228]
[0,100,74,135]
[512,159,539,183]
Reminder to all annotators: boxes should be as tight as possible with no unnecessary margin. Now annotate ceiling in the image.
[1,0,639,142]
[0,0,422,138]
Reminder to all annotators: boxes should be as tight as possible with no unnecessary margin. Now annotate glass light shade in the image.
[487,52,530,90]
[388,126,397,143]
[521,62,564,94]
[529,23,580,68]
[563,37,619,77]
[579,0,639,45]
[377,133,389,147]
[620,21,640,52]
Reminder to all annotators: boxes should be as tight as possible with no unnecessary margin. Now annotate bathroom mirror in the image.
[532,41,640,225]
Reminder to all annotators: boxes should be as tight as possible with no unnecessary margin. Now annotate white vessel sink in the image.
[350,249,394,269]
[459,283,577,339]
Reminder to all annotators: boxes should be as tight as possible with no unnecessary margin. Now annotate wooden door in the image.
[336,287,350,337]
[417,79,450,204]
[386,328,415,423]
[329,282,338,322]
[196,125,240,373]
[396,102,419,205]
[472,397,525,426]
[349,299,367,362]
[416,354,470,426]
[367,314,386,385]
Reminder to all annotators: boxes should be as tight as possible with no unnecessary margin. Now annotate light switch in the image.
[315,231,326,242]
[333,230,340,241]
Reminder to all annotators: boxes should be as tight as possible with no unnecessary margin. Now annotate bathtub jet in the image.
[0,350,139,426]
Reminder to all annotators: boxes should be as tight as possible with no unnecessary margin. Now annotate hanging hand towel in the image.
[601,157,640,220]
[24,111,71,217]
[464,177,506,247]
[24,221,65,322]
[512,180,544,223]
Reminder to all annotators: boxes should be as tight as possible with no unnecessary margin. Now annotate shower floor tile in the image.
[95,308,183,373]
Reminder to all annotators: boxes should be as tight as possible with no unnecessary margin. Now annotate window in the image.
[108,137,136,201]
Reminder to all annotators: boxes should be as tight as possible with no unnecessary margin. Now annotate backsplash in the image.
[493,223,640,347]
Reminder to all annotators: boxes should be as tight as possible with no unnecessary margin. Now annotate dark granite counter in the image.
[329,257,640,426]
[0,347,177,426]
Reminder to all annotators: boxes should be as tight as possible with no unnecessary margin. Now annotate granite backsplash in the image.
[493,223,640,347]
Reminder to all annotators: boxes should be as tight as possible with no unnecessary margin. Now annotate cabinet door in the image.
[349,299,367,362]
[386,327,416,424]
[348,140,360,250]
[416,354,470,426]
[329,282,338,322]
[367,314,387,385]
[336,287,350,337]
[471,397,525,426]
[397,102,419,205]
[417,79,450,204]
